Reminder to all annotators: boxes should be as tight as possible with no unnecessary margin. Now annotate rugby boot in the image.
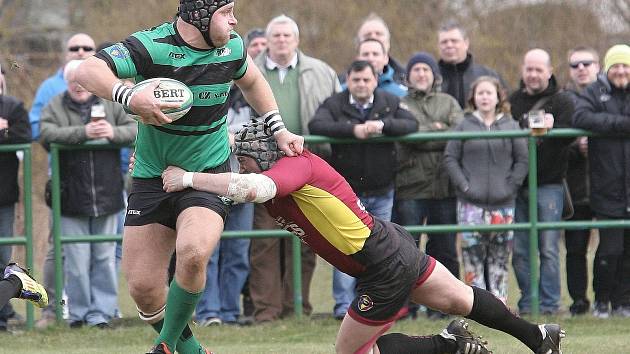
[440,318,492,354]
[536,324,565,354]
[146,342,215,354]
[3,263,48,308]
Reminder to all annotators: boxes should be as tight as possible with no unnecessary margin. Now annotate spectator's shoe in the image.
[536,324,565,354]
[3,263,48,308]
[198,317,222,326]
[592,302,610,319]
[612,305,630,318]
[569,299,590,316]
[440,319,492,354]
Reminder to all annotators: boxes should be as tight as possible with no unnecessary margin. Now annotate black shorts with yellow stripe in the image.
[124,160,232,230]
[347,222,435,325]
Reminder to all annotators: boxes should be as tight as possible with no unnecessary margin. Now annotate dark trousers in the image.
[593,214,630,307]
[395,198,460,278]
[248,204,316,322]
[564,205,592,303]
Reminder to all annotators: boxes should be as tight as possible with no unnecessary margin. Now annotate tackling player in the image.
[162,120,565,354]
[75,1,303,353]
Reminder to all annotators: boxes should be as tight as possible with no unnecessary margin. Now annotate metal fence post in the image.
[527,137,540,317]
[22,145,34,329]
[291,237,303,319]
[50,145,64,322]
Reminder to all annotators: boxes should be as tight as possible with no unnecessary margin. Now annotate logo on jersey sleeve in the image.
[216,47,232,57]
[109,44,130,59]
[358,294,373,312]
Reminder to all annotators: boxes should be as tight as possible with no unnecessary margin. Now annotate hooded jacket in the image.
[39,94,137,217]
[443,112,528,210]
[377,64,408,97]
[573,74,630,217]
[508,75,575,186]
[439,53,507,108]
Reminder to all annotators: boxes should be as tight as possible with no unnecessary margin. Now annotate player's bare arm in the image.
[161,165,277,203]
[76,57,179,126]
[235,56,304,156]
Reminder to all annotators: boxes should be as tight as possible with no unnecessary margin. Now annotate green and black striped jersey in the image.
[96,22,247,178]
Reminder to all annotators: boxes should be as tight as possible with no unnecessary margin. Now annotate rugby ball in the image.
[125,78,193,122]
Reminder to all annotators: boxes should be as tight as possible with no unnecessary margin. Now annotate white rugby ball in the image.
[125,78,194,122]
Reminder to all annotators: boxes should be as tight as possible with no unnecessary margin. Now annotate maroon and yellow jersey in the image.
[262,150,401,276]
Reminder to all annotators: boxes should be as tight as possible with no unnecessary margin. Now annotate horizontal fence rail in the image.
[46,128,626,322]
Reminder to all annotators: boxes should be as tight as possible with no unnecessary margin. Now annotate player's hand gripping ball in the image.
[125,78,193,121]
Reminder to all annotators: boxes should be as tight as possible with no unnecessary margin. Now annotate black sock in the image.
[466,286,542,352]
[150,318,194,342]
[0,275,22,306]
[376,333,457,354]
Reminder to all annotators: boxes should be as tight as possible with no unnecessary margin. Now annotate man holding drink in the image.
[508,48,575,315]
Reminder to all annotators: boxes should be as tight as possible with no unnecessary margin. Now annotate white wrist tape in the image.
[112,82,135,108]
[226,173,277,203]
[182,172,194,189]
[261,110,286,135]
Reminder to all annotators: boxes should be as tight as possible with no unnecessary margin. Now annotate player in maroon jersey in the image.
[161,121,563,354]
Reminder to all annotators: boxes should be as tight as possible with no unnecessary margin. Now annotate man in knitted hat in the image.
[75,1,304,353]
[394,52,463,319]
[574,44,630,319]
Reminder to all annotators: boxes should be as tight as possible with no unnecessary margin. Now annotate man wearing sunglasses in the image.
[28,32,95,329]
[29,33,95,140]
[563,46,600,317]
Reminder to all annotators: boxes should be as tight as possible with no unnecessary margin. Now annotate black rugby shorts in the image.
[124,161,232,229]
[348,224,435,325]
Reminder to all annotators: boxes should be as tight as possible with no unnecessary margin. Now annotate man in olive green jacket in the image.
[394,52,463,319]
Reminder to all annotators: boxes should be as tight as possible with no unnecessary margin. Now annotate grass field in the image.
[3,249,630,353]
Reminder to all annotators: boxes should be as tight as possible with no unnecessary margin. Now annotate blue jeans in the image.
[512,184,563,313]
[196,203,253,322]
[62,214,118,325]
[0,205,15,327]
[332,189,394,317]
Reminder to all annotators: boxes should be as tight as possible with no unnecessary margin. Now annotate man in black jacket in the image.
[573,44,630,318]
[509,48,574,316]
[437,20,507,108]
[0,66,32,331]
[564,46,600,316]
[309,60,417,320]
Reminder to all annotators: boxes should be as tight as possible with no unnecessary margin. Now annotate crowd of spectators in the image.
[1,11,630,331]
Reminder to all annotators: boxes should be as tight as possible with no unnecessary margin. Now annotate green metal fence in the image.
[0,144,35,329]
[47,128,630,324]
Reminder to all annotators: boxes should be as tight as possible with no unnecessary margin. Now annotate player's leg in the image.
[335,314,393,354]
[1,263,48,308]
[411,261,564,353]
[336,309,480,354]
[154,207,224,353]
